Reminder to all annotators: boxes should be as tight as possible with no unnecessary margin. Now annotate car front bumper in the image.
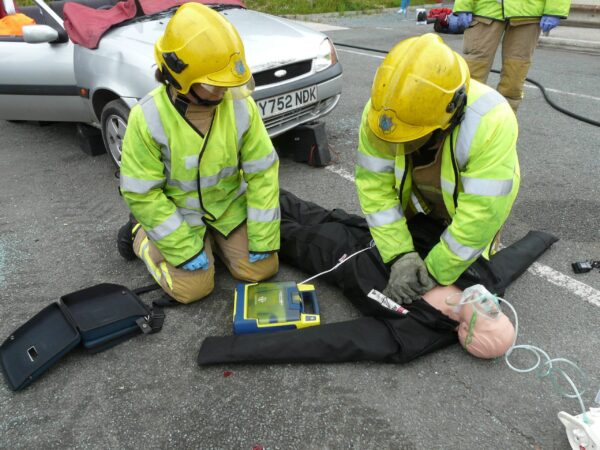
[252,62,343,138]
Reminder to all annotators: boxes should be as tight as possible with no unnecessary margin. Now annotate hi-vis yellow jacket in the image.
[120,86,280,267]
[356,81,520,285]
[454,0,571,20]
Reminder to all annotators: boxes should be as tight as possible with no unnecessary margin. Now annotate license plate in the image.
[256,85,318,119]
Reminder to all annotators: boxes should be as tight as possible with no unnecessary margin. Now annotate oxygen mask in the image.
[445,284,501,320]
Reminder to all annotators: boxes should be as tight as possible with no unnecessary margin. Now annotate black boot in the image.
[117,215,138,260]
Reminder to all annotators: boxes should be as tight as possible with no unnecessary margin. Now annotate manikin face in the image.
[457,303,515,359]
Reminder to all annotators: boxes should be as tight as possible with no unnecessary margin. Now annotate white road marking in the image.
[524,84,600,102]
[338,48,385,59]
[338,47,600,102]
[324,164,356,182]
[325,166,600,306]
[528,262,600,308]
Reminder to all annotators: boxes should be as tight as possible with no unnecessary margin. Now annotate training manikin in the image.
[198,191,556,366]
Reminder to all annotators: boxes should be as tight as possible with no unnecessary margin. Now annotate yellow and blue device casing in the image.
[233,281,320,334]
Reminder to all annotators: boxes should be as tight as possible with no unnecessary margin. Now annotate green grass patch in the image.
[19,0,439,14]
[246,0,438,15]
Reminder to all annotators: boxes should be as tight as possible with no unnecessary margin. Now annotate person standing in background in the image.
[452,0,571,112]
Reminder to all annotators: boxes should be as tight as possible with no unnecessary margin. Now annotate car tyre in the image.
[101,99,130,167]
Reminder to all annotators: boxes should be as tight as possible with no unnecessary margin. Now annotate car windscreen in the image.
[122,4,242,26]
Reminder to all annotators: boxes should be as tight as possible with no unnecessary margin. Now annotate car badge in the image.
[234,60,246,76]
[379,114,394,133]
[274,69,287,79]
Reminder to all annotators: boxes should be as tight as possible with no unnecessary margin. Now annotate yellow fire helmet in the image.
[367,33,470,143]
[154,2,253,96]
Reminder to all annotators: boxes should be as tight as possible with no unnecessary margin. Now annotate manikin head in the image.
[422,285,515,359]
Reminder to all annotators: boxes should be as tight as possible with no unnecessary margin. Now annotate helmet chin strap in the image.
[189,89,223,106]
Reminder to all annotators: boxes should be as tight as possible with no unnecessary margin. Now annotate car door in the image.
[0,0,92,122]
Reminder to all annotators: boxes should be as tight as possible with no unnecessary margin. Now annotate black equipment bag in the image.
[198,190,558,366]
[0,283,165,391]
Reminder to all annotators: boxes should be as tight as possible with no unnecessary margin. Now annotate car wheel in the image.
[100,99,130,167]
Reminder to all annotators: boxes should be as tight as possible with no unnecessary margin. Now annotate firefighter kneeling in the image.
[355,33,520,305]
[117,3,280,303]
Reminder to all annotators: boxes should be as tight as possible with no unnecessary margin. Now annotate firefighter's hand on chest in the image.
[383,252,437,304]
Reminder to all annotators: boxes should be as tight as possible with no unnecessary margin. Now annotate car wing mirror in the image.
[22,25,60,44]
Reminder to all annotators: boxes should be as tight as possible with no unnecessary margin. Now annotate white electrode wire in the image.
[298,241,376,285]
[499,298,590,422]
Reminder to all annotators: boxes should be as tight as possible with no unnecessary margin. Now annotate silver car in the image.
[0,0,342,165]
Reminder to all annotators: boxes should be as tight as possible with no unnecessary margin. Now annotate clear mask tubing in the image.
[446,285,592,423]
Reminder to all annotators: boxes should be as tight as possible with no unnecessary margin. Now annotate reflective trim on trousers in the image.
[234,98,250,150]
[146,211,184,241]
[120,174,165,194]
[356,153,395,173]
[455,90,506,170]
[247,206,281,222]
[366,205,404,228]
[442,229,486,261]
[242,149,278,174]
[462,176,513,196]
[200,166,238,189]
[140,237,173,290]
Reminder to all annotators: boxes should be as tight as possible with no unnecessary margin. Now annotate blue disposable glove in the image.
[540,15,560,33]
[182,251,209,271]
[249,252,270,263]
[456,12,472,29]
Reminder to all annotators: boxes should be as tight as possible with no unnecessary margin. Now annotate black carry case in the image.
[0,283,165,391]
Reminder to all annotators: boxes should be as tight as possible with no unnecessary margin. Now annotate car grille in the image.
[262,103,317,129]
[253,60,313,86]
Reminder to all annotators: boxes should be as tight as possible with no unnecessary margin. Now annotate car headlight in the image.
[313,38,338,73]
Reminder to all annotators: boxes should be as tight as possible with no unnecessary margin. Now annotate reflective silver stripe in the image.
[410,193,425,214]
[186,197,201,209]
[178,208,205,227]
[146,211,184,241]
[237,180,248,197]
[200,166,238,188]
[234,99,250,149]
[441,178,455,195]
[442,229,486,261]
[242,150,278,174]
[366,205,404,227]
[140,96,171,163]
[168,179,197,192]
[185,155,199,170]
[356,153,395,173]
[455,90,506,170]
[163,160,172,184]
[462,177,513,196]
[120,174,165,194]
[247,206,280,222]
[395,166,405,181]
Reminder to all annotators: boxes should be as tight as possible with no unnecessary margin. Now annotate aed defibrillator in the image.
[233,281,320,334]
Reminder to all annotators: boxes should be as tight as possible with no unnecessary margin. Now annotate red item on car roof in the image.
[64,0,245,49]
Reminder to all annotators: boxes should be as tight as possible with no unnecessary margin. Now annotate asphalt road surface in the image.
[1,13,599,450]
